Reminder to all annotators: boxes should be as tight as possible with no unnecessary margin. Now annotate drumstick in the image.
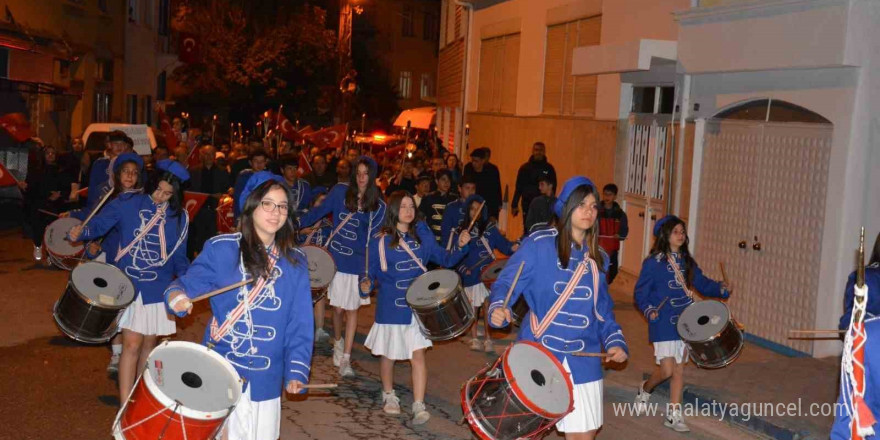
[501,261,526,309]
[656,296,670,310]
[190,279,254,303]
[81,189,114,229]
[300,383,338,389]
[571,352,610,358]
[465,201,486,232]
[788,329,845,334]
[719,262,730,286]
[38,209,60,217]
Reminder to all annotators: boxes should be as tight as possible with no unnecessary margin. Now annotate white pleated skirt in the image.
[555,358,603,433]
[224,386,281,440]
[328,272,370,311]
[118,294,176,336]
[364,315,432,360]
[653,340,689,365]
[464,284,490,307]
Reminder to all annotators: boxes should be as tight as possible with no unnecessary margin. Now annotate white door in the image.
[694,119,832,354]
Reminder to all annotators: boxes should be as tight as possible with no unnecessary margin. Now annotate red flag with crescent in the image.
[0,161,18,187]
[306,124,347,152]
[179,32,200,64]
[276,112,302,142]
[0,112,33,143]
[183,191,209,220]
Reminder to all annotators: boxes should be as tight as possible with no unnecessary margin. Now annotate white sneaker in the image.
[107,353,120,374]
[412,401,430,425]
[33,245,42,261]
[634,380,651,416]
[483,339,494,353]
[315,328,330,343]
[338,357,355,377]
[382,390,401,415]
[664,408,690,432]
[469,338,482,351]
[332,339,344,367]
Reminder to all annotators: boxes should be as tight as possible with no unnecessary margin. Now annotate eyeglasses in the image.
[260,200,289,213]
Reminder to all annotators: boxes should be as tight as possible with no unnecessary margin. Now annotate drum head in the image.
[301,245,336,290]
[45,217,83,256]
[148,341,242,414]
[71,261,136,308]
[479,258,508,283]
[504,342,572,417]
[406,269,461,308]
[677,300,731,342]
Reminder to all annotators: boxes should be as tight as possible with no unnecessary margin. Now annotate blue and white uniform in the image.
[832,316,880,439]
[298,182,386,310]
[77,193,189,335]
[86,156,112,207]
[440,198,466,249]
[364,221,468,359]
[839,264,880,330]
[488,228,627,433]
[164,233,314,440]
[286,178,312,215]
[633,252,729,364]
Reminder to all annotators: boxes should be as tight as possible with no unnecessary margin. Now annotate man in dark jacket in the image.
[512,142,556,231]
[598,183,629,285]
[524,173,556,236]
[419,169,457,242]
[463,147,502,219]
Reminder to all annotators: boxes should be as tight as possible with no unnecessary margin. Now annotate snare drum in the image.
[113,340,242,440]
[462,341,573,440]
[479,258,507,289]
[53,261,136,344]
[301,245,336,304]
[406,269,475,341]
[44,217,84,270]
[676,300,744,369]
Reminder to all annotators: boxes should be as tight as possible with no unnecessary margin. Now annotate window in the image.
[631,86,675,114]
[399,71,412,99]
[157,71,166,100]
[128,0,139,23]
[402,5,414,37]
[158,0,169,36]
[542,16,601,117]
[477,33,521,113]
[143,96,152,125]
[126,94,138,123]
[0,48,8,78]
[420,73,435,100]
[96,58,113,81]
[715,99,831,123]
[94,93,112,122]
[423,13,438,41]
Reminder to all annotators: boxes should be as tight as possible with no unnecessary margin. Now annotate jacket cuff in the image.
[487,299,510,328]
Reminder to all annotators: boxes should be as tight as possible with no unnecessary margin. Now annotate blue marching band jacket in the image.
[440,198,466,249]
[488,228,627,385]
[838,263,880,330]
[452,222,516,288]
[287,178,312,215]
[77,193,189,305]
[298,183,386,277]
[633,252,729,343]
[70,189,145,260]
[164,233,315,401]
[367,221,469,325]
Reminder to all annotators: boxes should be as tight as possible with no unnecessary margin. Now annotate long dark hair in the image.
[239,180,299,279]
[380,191,422,249]
[111,160,144,197]
[462,197,489,238]
[344,158,381,213]
[147,172,185,217]
[555,184,605,270]
[650,216,697,288]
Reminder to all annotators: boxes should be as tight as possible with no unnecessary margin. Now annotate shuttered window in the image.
[477,33,520,114]
[542,16,601,117]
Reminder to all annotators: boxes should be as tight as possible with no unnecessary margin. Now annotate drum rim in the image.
[44,218,84,257]
[68,263,136,310]
[676,300,732,343]
[52,301,116,344]
[478,257,509,282]
[406,269,464,309]
[460,356,508,440]
[300,245,337,290]
[141,340,243,419]
[688,323,745,368]
[501,340,574,419]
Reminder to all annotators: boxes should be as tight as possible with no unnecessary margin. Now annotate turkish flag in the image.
[276,112,301,142]
[306,124,347,152]
[0,112,33,143]
[183,191,209,220]
[185,145,202,169]
[0,161,18,186]
[157,107,179,150]
[298,126,314,136]
[297,151,312,177]
[179,32,200,64]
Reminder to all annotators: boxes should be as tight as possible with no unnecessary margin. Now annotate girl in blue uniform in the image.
[489,176,628,440]
[68,159,190,405]
[298,186,333,342]
[298,157,386,378]
[632,215,731,432]
[167,171,314,440]
[362,191,471,424]
[451,194,518,352]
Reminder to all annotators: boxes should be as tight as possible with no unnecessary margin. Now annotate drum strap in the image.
[398,234,428,273]
[115,204,168,263]
[306,228,318,245]
[479,236,496,261]
[530,258,600,339]
[210,246,280,342]
[323,212,355,249]
[667,254,694,298]
[378,235,388,272]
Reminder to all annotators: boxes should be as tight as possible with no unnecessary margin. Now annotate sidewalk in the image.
[608,272,840,440]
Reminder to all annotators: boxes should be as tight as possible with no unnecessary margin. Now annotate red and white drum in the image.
[462,341,573,440]
[44,217,84,270]
[479,258,508,290]
[301,245,337,304]
[113,341,242,440]
[216,195,235,234]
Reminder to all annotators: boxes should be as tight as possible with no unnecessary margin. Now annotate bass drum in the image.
[406,269,475,341]
[53,261,136,343]
[676,300,744,369]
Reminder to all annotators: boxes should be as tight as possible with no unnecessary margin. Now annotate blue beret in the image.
[653,215,680,237]
[156,159,190,183]
[553,176,596,218]
[238,171,286,211]
[464,194,488,222]
[113,152,144,172]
